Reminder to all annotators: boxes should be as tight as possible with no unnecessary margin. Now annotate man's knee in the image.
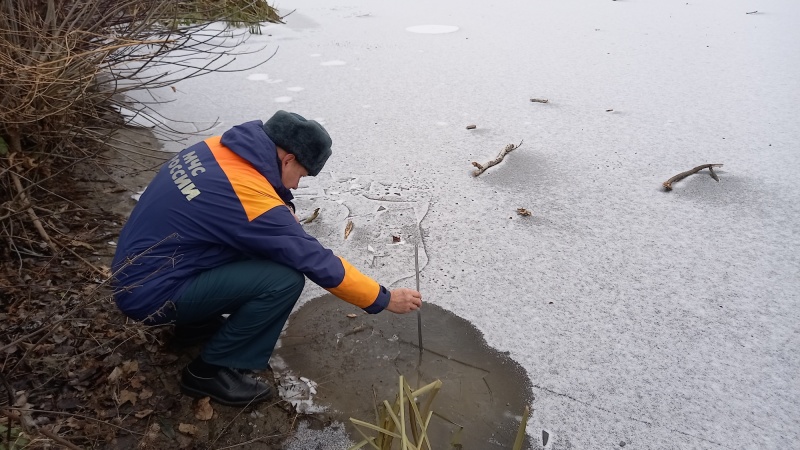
[251,268,303,310]
[280,268,305,297]
[279,267,306,298]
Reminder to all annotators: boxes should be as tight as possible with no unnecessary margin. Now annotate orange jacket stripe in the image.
[327,257,381,307]
[206,137,286,221]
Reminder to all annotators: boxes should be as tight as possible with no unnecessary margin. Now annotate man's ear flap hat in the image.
[263,110,332,176]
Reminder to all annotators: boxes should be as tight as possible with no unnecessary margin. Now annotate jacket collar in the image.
[220,120,294,203]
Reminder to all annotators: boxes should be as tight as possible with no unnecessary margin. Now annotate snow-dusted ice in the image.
[246,73,283,83]
[320,59,347,66]
[135,0,800,448]
[405,24,459,34]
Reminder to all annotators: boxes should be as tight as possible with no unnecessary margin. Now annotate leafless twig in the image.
[662,164,724,191]
[472,140,524,176]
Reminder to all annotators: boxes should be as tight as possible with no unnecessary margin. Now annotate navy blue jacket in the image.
[111,121,390,322]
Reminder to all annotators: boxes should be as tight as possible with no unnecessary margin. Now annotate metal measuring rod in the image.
[415,243,423,353]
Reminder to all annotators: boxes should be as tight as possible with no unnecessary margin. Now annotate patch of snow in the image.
[405,24,459,34]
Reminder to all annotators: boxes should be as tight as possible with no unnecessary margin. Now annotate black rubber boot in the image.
[180,366,272,407]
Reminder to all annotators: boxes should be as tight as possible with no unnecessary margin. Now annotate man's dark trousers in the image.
[173,259,305,370]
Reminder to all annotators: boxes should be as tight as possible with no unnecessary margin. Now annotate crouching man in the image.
[112,110,422,406]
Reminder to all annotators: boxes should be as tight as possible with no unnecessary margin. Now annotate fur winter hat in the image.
[263,110,332,176]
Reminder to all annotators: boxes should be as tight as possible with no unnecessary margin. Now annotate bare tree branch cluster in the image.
[1,0,281,259]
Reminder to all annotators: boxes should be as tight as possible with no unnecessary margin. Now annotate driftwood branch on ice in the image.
[472,140,524,176]
[662,164,723,191]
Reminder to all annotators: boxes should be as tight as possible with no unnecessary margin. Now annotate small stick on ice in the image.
[472,140,524,176]
[662,164,723,191]
[301,207,320,224]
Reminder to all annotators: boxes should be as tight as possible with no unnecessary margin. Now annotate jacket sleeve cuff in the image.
[363,285,390,314]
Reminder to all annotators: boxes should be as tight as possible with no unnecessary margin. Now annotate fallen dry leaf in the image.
[24,343,54,354]
[178,423,200,436]
[516,208,532,217]
[69,240,94,250]
[13,392,28,408]
[139,388,153,400]
[135,409,153,419]
[119,389,138,406]
[194,397,214,421]
[346,313,358,318]
[106,367,123,383]
[344,220,355,239]
[119,389,139,406]
[159,420,176,440]
[130,375,145,389]
[121,360,139,374]
[344,220,354,239]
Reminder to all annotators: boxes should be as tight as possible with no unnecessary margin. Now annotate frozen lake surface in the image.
[139,0,800,448]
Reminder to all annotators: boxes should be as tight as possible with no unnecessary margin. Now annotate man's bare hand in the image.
[386,288,422,314]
